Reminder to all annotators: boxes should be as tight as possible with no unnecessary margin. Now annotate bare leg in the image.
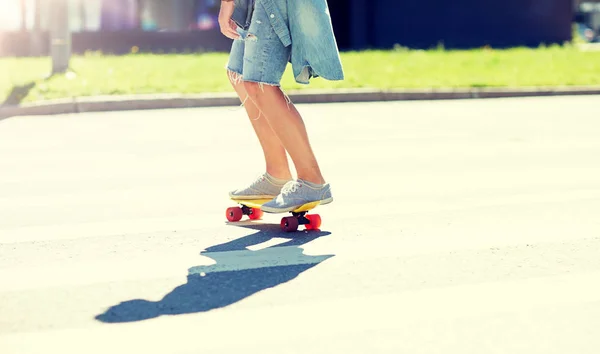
[243,81,325,185]
[228,71,292,180]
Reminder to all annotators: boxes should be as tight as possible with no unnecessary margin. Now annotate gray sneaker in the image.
[229,173,291,200]
[261,179,333,213]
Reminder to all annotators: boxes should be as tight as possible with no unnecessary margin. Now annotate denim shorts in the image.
[226,0,291,86]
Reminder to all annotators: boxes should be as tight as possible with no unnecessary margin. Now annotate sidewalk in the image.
[2,86,600,119]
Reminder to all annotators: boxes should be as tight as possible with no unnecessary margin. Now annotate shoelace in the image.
[281,181,302,195]
[249,175,266,189]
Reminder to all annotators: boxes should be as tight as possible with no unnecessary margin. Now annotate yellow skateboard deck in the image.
[230,198,320,213]
[226,198,322,232]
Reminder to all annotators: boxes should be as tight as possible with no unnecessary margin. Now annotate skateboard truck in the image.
[227,204,264,222]
[280,211,321,232]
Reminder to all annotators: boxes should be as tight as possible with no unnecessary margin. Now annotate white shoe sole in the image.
[229,194,277,200]
[261,197,333,213]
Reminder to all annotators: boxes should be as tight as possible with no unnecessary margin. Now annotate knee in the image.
[243,81,263,99]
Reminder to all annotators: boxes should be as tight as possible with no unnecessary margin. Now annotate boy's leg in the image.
[243,82,325,185]
[227,71,292,181]
[242,83,333,212]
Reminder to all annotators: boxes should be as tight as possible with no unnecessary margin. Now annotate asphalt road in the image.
[1,96,600,353]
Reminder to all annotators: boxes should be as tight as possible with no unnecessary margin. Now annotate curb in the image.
[2,87,600,119]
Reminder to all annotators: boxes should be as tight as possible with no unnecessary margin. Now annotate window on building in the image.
[139,0,220,32]
[0,0,23,31]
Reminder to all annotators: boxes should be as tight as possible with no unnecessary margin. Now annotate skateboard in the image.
[226,198,322,232]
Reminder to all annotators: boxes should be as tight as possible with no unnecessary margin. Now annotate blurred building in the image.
[0,0,582,57]
[575,0,600,30]
[335,0,574,50]
[0,0,220,32]
[0,0,225,56]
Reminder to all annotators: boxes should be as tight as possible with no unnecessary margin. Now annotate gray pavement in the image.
[1,96,600,353]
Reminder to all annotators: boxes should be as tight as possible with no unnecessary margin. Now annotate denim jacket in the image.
[232,0,344,84]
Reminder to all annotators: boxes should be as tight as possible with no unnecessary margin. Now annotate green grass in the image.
[2,44,600,104]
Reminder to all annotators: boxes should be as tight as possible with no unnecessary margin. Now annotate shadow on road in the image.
[2,81,37,106]
[95,223,333,323]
